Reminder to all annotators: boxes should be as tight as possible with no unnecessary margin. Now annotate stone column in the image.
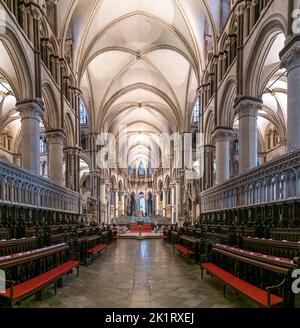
[280,37,300,151]
[155,192,159,215]
[203,145,214,190]
[100,178,107,223]
[171,183,175,224]
[17,100,43,175]
[46,129,65,186]
[162,188,167,217]
[213,127,233,185]
[175,179,181,222]
[120,192,125,216]
[234,97,262,173]
[107,183,111,223]
[64,147,80,191]
[114,189,119,218]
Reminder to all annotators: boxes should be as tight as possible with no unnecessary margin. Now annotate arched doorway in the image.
[147,192,153,216]
[138,192,145,214]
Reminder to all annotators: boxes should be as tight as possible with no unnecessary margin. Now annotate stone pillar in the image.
[203,145,214,190]
[64,147,80,191]
[17,100,43,175]
[280,37,300,151]
[162,188,167,217]
[114,189,119,218]
[100,179,107,223]
[107,183,111,223]
[171,183,175,224]
[234,97,261,173]
[46,129,65,186]
[155,192,159,215]
[120,192,125,216]
[213,127,233,185]
[175,179,181,222]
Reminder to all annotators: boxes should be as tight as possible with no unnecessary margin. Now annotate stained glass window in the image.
[40,138,47,153]
[80,99,88,126]
[192,98,200,124]
[138,162,145,176]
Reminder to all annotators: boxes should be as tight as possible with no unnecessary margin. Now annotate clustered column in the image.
[100,178,107,223]
[155,192,160,216]
[170,183,175,224]
[114,189,119,218]
[203,145,214,189]
[162,188,167,217]
[175,179,181,222]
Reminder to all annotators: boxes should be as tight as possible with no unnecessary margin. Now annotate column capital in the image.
[204,144,215,153]
[16,99,44,121]
[234,96,262,117]
[212,127,233,143]
[280,36,300,72]
[46,129,66,144]
[64,146,80,155]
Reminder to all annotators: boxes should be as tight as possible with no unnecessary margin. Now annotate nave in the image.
[17,239,256,309]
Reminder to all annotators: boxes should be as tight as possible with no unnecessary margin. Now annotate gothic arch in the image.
[0,26,34,101]
[244,15,287,97]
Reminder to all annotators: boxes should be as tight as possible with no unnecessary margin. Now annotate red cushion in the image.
[88,243,107,254]
[174,244,194,255]
[2,260,79,300]
[200,263,283,307]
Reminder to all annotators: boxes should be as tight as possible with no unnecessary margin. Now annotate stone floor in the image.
[18,240,297,308]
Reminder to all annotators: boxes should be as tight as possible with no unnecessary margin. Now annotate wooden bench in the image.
[77,234,103,265]
[242,236,300,260]
[201,262,284,307]
[0,243,79,307]
[173,244,195,264]
[0,237,40,257]
[200,245,298,308]
[179,235,200,263]
[87,243,107,264]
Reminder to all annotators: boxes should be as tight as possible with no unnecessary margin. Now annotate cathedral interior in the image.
[0,0,300,309]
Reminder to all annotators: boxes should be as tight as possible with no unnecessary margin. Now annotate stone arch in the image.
[64,112,75,147]
[218,78,236,126]
[42,82,60,129]
[244,15,287,97]
[0,26,34,101]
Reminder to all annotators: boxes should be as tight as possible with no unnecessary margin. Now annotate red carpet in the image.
[129,223,152,233]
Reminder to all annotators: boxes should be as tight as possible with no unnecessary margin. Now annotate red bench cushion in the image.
[2,260,79,300]
[174,244,194,255]
[88,243,106,254]
[201,263,283,307]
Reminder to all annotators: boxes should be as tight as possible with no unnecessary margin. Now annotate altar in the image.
[131,217,151,223]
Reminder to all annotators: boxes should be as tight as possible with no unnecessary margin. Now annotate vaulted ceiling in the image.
[58,0,221,167]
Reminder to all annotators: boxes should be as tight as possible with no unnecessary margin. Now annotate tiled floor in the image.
[19,240,295,308]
